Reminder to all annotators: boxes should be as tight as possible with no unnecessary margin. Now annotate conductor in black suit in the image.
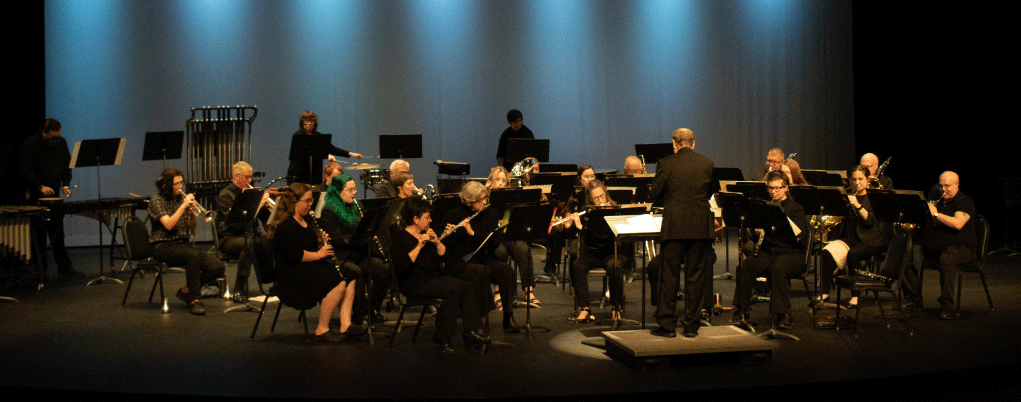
[648,128,716,338]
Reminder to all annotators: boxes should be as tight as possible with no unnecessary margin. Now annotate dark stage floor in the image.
[2,239,1020,400]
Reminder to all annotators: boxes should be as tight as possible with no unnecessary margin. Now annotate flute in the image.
[439,204,488,240]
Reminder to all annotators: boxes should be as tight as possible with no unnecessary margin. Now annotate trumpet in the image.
[185,193,215,222]
[247,184,277,208]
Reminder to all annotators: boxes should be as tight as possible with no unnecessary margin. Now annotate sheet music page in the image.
[613,214,662,234]
[788,217,802,236]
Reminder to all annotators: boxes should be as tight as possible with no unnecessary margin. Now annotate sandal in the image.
[494,293,502,311]
[571,308,595,324]
[528,296,541,307]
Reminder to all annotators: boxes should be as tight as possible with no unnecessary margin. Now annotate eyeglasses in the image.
[768,185,787,192]
[299,198,314,205]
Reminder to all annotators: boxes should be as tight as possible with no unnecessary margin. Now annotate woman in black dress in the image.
[286,110,364,184]
[390,197,490,353]
[266,183,356,342]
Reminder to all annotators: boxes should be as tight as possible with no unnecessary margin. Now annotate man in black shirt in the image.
[20,118,81,278]
[216,161,272,303]
[496,109,534,171]
[905,171,977,320]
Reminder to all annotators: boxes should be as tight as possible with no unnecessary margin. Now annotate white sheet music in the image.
[612,214,662,234]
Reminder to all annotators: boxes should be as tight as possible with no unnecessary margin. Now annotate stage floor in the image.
[2,240,1020,400]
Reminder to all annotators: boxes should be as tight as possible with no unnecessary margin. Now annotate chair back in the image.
[880,232,909,287]
[974,215,989,263]
[251,236,276,285]
[122,216,155,261]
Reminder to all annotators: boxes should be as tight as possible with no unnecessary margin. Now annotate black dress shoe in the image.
[777,314,793,330]
[900,299,921,311]
[730,309,749,324]
[939,306,954,320]
[231,283,248,303]
[650,326,676,338]
[370,311,388,324]
[462,331,491,349]
[313,330,346,343]
[188,301,206,316]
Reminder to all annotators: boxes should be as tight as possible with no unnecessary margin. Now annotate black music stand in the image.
[604,211,661,329]
[142,131,184,170]
[288,134,333,184]
[723,181,770,202]
[742,199,801,340]
[710,172,745,280]
[506,139,550,165]
[503,201,556,338]
[488,188,542,215]
[350,205,390,345]
[538,164,577,173]
[72,138,126,286]
[529,173,575,203]
[223,188,267,313]
[582,206,647,330]
[633,143,673,165]
[379,134,423,159]
[714,192,751,323]
[802,170,847,187]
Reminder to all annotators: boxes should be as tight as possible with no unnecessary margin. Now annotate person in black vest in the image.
[648,128,715,338]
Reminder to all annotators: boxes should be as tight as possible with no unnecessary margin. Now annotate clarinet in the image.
[855,269,893,283]
[306,212,344,279]
[439,205,488,240]
[753,229,766,257]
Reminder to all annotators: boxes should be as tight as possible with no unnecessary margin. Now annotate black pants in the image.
[903,246,975,307]
[499,241,534,290]
[655,239,714,331]
[219,235,257,287]
[33,214,72,273]
[347,255,388,320]
[153,241,225,301]
[447,259,515,319]
[732,243,805,315]
[572,249,626,310]
[403,276,482,339]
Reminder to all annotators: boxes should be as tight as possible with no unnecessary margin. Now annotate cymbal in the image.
[346,163,381,170]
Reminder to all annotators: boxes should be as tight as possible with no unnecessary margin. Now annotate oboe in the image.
[439,205,488,240]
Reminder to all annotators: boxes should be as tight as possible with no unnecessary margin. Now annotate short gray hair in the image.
[459,181,488,206]
[231,161,252,176]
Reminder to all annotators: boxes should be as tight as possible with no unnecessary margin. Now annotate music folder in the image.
[224,187,265,228]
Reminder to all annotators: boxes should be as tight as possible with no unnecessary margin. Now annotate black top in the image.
[762,196,810,253]
[215,184,270,241]
[318,204,367,265]
[286,130,351,184]
[838,193,887,248]
[649,147,715,241]
[496,124,534,170]
[390,229,442,293]
[923,192,977,251]
[20,134,72,195]
[441,204,500,260]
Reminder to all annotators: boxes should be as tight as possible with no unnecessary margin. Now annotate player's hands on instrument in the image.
[426,229,440,244]
[928,203,938,216]
[459,218,474,236]
[318,243,334,259]
[350,152,364,159]
[40,186,55,196]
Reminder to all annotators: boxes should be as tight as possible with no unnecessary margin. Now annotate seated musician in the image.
[316,174,390,326]
[266,183,357,342]
[544,164,597,276]
[624,156,643,175]
[731,172,809,329]
[568,179,626,322]
[441,181,517,331]
[902,171,976,320]
[763,147,785,179]
[485,166,541,307]
[391,197,490,353]
[312,161,344,193]
[860,153,893,190]
[782,159,810,186]
[374,159,409,198]
[216,161,272,303]
[815,165,890,309]
[148,168,226,315]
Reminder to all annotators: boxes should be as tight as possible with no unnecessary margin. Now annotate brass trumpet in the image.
[185,193,215,222]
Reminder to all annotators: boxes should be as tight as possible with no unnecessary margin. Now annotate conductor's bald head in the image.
[672,128,694,151]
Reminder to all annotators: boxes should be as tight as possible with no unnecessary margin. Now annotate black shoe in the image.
[939,306,954,320]
[682,323,700,338]
[313,330,346,343]
[433,335,454,354]
[700,309,712,326]
[900,299,921,311]
[730,309,749,324]
[369,311,388,324]
[462,331,491,350]
[175,288,193,305]
[188,300,206,316]
[650,326,676,338]
[777,314,793,330]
